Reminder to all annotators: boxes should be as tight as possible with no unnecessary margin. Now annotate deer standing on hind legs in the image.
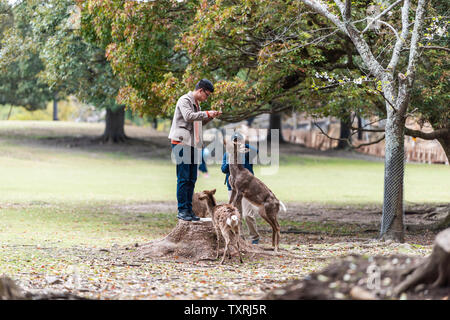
[226,136,286,253]
[197,189,243,264]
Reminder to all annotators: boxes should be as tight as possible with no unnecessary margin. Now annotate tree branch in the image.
[362,0,403,33]
[300,0,386,79]
[375,88,397,112]
[301,0,348,34]
[343,0,351,21]
[419,46,450,53]
[377,19,401,41]
[353,134,385,149]
[387,0,410,71]
[314,121,385,149]
[405,127,449,141]
[351,127,386,133]
[407,0,428,85]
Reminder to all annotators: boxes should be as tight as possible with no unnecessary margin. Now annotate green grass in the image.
[0,205,175,248]
[0,204,177,275]
[0,133,449,205]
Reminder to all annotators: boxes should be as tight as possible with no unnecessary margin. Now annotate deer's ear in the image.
[198,194,207,200]
[211,189,216,195]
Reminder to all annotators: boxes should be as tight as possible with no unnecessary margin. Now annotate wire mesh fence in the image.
[380,144,406,238]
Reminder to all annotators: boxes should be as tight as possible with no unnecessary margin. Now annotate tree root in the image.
[100,133,129,144]
[393,228,450,296]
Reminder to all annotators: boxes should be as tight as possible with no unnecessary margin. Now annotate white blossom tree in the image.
[299,0,431,242]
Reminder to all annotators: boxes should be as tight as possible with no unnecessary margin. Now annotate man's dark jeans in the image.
[171,144,199,214]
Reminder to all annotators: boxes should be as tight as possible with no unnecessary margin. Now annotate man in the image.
[221,132,261,244]
[169,79,221,221]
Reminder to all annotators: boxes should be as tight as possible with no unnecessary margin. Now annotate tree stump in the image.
[0,276,24,299]
[0,276,86,300]
[136,220,256,262]
[393,228,450,295]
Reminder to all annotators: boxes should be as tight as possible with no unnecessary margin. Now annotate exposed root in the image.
[393,228,450,296]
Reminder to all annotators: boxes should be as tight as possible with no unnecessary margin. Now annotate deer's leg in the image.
[229,189,237,205]
[220,234,230,265]
[215,227,221,260]
[234,193,244,215]
[235,230,243,263]
[267,205,281,253]
[260,203,280,253]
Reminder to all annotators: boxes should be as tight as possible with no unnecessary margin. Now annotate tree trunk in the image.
[102,106,127,143]
[6,105,13,120]
[267,112,286,144]
[357,116,363,140]
[336,117,351,149]
[437,136,450,163]
[380,110,406,243]
[53,99,58,121]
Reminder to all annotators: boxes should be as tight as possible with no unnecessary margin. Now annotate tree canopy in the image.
[80,0,197,117]
[0,0,53,110]
[81,0,448,151]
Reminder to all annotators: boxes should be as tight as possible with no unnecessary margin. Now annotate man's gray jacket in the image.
[168,91,212,148]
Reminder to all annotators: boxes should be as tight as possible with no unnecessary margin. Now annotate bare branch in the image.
[377,19,401,41]
[418,46,450,53]
[362,0,403,33]
[360,117,387,128]
[353,134,386,149]
[334,0,345,16]
[387,0,410,71]
[314,121,385,149]
[407,0,428,84]
[375,88,397,112]
[351,127,386,133]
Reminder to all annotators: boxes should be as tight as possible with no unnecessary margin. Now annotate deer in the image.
[197,189,243,264]
[226,137,286,253]
[192,192,209,218]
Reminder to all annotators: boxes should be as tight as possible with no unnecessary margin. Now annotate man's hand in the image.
[207,110,222,118]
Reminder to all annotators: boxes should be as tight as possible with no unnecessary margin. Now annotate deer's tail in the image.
[279,200,287,213]
[227,215,239,228]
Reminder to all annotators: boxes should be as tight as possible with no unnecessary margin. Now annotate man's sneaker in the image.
[251,239,259,245]
[177,211,192,221]
[189,211,200,221]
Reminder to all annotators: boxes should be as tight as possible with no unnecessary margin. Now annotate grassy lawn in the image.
[0,124,448,205]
